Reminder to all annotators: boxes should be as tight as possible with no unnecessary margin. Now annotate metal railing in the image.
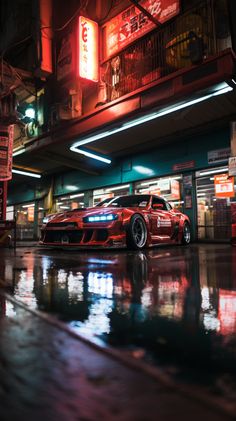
[101,0,232,102]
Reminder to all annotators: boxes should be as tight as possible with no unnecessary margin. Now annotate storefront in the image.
[196,165,234,241]
[55,192,85,212]
[135,175,183,210]
[10,201,45,240]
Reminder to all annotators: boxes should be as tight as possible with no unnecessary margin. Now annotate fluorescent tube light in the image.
[13,148,25,157]
[105,184,130,192]
[66,185,78,191]
[140,176,182,186]
[199,167,228,176]
[70,83,233,150]
[70,147,111,164]
[12,169,41,178]
[69,193,84,199]
[140,180,159,186]
[22,203,35,208]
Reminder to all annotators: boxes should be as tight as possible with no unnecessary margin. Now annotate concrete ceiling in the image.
[11,86,236,184]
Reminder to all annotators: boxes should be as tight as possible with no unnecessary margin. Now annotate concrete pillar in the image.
[33,201,39,240]
[84,190,93,207]
[230,122,236,244]
[230,122,236,156]
[0,181,7,220]
[129,183,134,194]
[44,178,55,213]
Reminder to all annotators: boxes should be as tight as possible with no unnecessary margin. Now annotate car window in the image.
[152,197,167,210]
[96,195,151,208]
[166,202,172,211]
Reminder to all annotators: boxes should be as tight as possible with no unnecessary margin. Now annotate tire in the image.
[126,214,148,250]
[181,222,191,245]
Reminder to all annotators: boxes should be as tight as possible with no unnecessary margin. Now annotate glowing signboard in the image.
[214,173,235,198]
[102,0,180,60]
[78,16,98,82]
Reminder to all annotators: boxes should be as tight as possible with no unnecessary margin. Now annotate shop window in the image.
[55,194,85,212]
[15,203,35,240]
[135,175,183,210]
[196,167,233,241]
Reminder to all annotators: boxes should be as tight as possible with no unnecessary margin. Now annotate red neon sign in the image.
[102,0,180,60]
[78,16,98,82]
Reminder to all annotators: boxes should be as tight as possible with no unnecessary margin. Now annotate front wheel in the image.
[126,214,148,250]
[181,222,191,245]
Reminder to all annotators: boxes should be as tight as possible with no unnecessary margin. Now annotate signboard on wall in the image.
[0,125,14,181]
[229,157,236,176]
[214,173,235,198]
[78,16,98,81]
[170,179,180,199]
[102,0,180,60]
[172,160,195,171]
[57,16,98,83]
[208,148,230,164]
[27,207,34,222]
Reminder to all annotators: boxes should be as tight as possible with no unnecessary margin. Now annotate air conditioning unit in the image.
[58,89,82,120]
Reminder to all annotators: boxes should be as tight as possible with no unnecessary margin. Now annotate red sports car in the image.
[39,194,191,249]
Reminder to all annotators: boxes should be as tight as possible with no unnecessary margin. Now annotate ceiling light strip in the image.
[199,167,228,176]
[105,184,130,192]
[70,147,111,164]
[12,169,41,178]
[70,83,233,150]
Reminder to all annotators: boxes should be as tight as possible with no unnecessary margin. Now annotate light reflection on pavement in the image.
[1,244,236,372]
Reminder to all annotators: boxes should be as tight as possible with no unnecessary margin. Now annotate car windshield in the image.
[95,195,151,208]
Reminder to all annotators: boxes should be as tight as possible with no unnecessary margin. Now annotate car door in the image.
[150,197,174,239]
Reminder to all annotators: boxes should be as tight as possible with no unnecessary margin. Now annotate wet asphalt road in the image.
[1,243,236,405]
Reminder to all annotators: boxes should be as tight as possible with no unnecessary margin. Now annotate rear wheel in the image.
[126,214,148,250]
[181,222,191,245]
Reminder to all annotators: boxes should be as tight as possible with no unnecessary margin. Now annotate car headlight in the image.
[42,216,50,224]
[83,214,118,223]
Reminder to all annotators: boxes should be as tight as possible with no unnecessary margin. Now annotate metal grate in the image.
[47,222,78,228]
[101,0,231,102]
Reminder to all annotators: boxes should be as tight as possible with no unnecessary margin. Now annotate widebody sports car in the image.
[39,194,191,249]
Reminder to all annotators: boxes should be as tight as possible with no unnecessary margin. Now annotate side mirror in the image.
[153,203,164,210]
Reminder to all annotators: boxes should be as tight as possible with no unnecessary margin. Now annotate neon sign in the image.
[78,16,98,82]
[102,0,180,60]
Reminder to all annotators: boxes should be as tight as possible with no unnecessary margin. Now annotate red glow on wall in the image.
[39,0,53,76]
[78,16,98,82]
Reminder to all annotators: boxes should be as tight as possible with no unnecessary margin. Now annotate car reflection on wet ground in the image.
[1,243,236,397]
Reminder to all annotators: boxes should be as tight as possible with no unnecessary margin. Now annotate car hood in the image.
[47,207,123,223]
